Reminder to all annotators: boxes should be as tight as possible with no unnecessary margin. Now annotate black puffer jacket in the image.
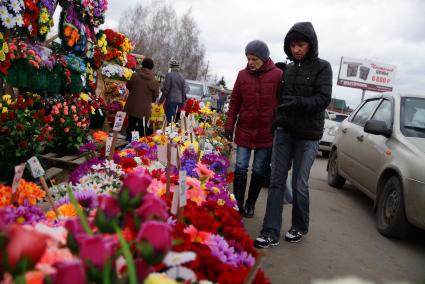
[274,22,332,140]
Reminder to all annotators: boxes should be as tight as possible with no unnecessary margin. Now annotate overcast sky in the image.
[102,0,425,109]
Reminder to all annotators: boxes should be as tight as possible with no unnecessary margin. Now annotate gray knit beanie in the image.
[245,40,270,62]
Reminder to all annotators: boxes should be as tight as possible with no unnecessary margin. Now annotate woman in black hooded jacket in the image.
[255,22,333,248]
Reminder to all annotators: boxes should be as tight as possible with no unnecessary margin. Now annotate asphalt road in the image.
[241,155,425,284]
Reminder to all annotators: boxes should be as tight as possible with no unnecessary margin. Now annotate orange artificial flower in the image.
[93,130,108,143]
[15,179,46,205]
[46,203,81,221]
[0,184,13,206]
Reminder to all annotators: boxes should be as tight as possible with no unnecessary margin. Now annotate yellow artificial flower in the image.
[0,51,5,61]
[144,273,178,284]
[40,9,49,23]
[2,94,11,101]
[40,26,48,35]
[80,92,89,102]
[217,199,225,206]
[91,106,95,114]
[2,42,8,53]
[2,107,7,113]
[0,33,3,40]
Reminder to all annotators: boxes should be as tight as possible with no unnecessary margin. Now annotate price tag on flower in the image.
[171,186,179,215]
[113,111,126,131]
[131,131,140,142]
[179,170,187,207]
[12,163,26,193]
[105,135,113,157]
[27,157,45,178]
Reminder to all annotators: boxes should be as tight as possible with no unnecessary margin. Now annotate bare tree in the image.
[119,1,207,80]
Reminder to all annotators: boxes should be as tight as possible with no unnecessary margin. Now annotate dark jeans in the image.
[165,102,183,123]
[235,146,272,177]
[261,129,319,240]
[126,116,152,141]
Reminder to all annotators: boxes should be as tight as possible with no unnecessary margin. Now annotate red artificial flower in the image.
[185,207,221,233]
[1,113,7,122]
[6,225,48,269]
[19,140,28,149]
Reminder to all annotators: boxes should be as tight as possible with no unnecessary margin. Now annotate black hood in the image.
[284,22,318,61]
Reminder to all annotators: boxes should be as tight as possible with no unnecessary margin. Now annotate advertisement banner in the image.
[337,57,397,92]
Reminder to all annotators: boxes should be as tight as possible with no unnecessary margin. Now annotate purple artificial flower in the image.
[181,148,199,178]
[5,200,46,225]
[79,142,97,154]
[69,157,104,185]
[56,190,98,209]
[206,234,255,267]
[40,0,56,14]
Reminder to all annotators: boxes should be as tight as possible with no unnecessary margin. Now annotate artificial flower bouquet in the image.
[47,97,90,154]
[0,93,53,180]
[0,32,10,77]
[101,63,133,81]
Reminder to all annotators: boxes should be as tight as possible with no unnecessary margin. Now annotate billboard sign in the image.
[337,57,397,92]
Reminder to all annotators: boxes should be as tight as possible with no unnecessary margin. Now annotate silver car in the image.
[327,92,425,238]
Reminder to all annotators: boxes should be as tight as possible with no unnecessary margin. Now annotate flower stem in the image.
[114,223,137,284]
[67,186,93,235]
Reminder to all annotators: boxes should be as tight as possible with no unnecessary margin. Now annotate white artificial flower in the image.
[9,0,23,13]
[166,266,196,282]
[1,13,15,29]
[0,6,8,17]
[164,251,196,266]
[14,14,23,26]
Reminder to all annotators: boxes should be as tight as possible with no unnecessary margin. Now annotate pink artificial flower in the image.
[183,224,211,243]
[123,168,152,198]
[63,109,68,116]
[77,235,118,268]
[195,162,215,179]
[60,118,65,124]
[64,128,70,133]
[71,105,77,113]
[51,259,86,284]
[36,247,74,275]
[137,221,172,257]
[186,177,207,205]
[147,178,166,197]
[136,193,168,221]
[77,122,82,127]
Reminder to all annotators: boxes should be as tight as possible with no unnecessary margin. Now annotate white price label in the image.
[179,171,187,207]
[105,135,113,157]
[27,157,45,178]
[12,163,26,193]
[142,116,146,127]
[113,111,126,131]
[131,131,140,142]
[98,108,103,116]
[171,186,179,215]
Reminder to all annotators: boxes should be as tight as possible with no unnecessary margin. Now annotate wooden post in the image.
[108,131,118,160]
[165,143,171,198]
[39,176,59,218]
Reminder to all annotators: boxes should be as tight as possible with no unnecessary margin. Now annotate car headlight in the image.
[328,126,338,136]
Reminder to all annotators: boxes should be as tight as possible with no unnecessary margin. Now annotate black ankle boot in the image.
[233,173,247,214]
[243,174,265,218]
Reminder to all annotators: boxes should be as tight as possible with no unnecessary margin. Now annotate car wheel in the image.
[327,150,346,188]
[322,151,330,158]
[377,176,411,239]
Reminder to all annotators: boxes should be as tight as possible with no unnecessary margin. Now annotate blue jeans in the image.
[261,129,319,240]
[165,102,183,123]
[235,146,272,177]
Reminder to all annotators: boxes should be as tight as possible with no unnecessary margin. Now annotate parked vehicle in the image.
[185,80,211,104]
[327,92,425,238]
[319,110,340,158]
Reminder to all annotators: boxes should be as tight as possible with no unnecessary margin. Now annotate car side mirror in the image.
[364,120,392,138]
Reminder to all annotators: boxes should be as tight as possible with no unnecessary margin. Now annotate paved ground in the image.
[239,155,425,284]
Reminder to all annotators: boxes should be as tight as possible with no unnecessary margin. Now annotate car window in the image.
[334,114,348,123]
[371,99,393,128]
[187,83,203,97]
[401,97,425,138]
[351,99,380,126]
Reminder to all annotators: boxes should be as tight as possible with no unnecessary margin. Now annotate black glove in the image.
[277,96,298,111]
[223,130,233,141]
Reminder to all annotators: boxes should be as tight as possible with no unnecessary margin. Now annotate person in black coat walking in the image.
[254,22,332,248]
